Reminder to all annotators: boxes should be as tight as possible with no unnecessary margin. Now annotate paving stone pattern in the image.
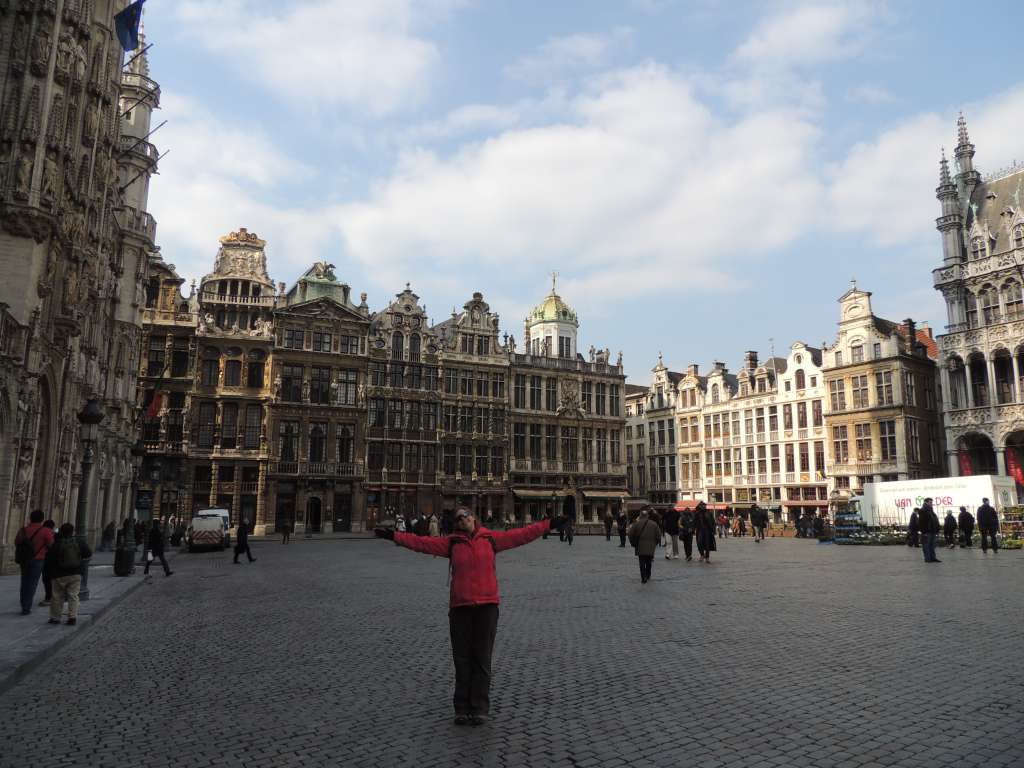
[0,536,1020,768]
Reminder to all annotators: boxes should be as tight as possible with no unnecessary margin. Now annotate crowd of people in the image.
[906,497,1001,560]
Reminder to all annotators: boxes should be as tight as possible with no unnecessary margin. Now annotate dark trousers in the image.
[19,560,44,613]
[449,604,499,716]
[638,555,653,582]
[944,530,956,546]
[42,570,52,601]
[282,530,291,544]
[922,532,938,562]
[234,543,254,562]
[961,528,973,547]
[618,530,627,547]
[144,551,171,575]
[681,531,693,559]
[980,528,999,552]
[604,523,612,541]
[907,531,919,547]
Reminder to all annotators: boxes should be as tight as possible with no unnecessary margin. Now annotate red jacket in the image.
[394,519,550,608]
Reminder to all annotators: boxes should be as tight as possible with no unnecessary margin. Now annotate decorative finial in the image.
[957,111,970,146]
[550,271,559,294]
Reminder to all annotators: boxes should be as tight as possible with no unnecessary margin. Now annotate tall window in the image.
[814,442,825,475]
[309,423,327,462]
[200,355,219,387]
[907,419,920,462]
[904,371,916,406]
[224,360,241,387]
[979,284,999,324]
[337,369,357,406]
[513,423,526,458]
[875,371,893,405]
[610,385,620,416]
[529,376,542,410]
[783,404,793,430]
[283,328,304,349]
[244,406,262,449]
[799,442,810,472]
[147,337,165,376]
[279,420,299,460]
[546,425,558,459]
[812,400,823,427]
[832,425,849,463]
[829,380,846,411]
[785,443,795,472]
[879,420,897,461]
[490,446,504,476]
[873,342,882,359]
[369,398,385,427]
[219,403,238,449]
[389,360,404,388]
[558,336,571,358]
[971,236,985,260]
[514,375,526,408]
[1002,280,1023,319]
[595,383,606,415]
[281,365,303,402]
[312,330,332,353]
[582,382,592,413]
[476,336,489,356]
[409,333,421,361]
[835,351,843,366]
[851,375,869,408]
[338,335,362,355]
[561,426,578,461]
[310,367,332,404]
[854,423,872,461]
[545,378,557,411]
[850,345,864,363]
[796,402,807,429]
[611,431,621,463]
[391,331,404,360]
[965,292,979,327]
[711,384,719,403]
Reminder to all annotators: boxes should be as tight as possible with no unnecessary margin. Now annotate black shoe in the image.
[469,715,487,726]
[66,618,76,626]
[48,619,60,625]
[249,558,256,563]
[166,572,174,577]
[454,715,470,725]
[20,609,30,616]
[234,560,240,564]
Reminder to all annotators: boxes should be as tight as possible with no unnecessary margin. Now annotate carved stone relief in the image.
[20,84,40,144]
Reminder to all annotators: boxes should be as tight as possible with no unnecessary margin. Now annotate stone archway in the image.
[958,432,996,476]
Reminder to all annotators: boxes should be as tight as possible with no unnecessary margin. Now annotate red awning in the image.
[783,500,828,507]
[674,500,701,511]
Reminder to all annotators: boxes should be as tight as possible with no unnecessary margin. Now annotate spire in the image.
[953,112,977,180]
[939,148,952,186]
[956,112,970,148]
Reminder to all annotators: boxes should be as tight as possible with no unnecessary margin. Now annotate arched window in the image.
[409,333,421,361]
[1014,225,1024,250]
[795,369,806,390]
[971,237,986,260]
[979,284,999,324]
[391,331,404,360]
[1002,280,1023,320]
[711,384,719,404]
[964,291,978,327]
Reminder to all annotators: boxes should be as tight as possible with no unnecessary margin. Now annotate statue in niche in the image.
[10,17,28,70]
[72,40,87,83]
[41,154,58,202]
[83,103,98,143]
[56,34,73,80]
[272,375,282,399]
[14,155,32,200]
[30,26,51,76]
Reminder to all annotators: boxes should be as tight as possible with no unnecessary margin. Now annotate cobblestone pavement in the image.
[0,535,1020,768]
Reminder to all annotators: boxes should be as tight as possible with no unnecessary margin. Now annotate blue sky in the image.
[141,0,1024,381]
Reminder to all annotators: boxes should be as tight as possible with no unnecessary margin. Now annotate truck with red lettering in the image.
[849,475,1017,528]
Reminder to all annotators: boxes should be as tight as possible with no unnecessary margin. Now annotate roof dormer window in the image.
[971,237,986,261]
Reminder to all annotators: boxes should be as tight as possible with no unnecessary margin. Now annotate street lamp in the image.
[75,398,105,601]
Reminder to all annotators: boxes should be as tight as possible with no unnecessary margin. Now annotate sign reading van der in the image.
[853,475,1017,527]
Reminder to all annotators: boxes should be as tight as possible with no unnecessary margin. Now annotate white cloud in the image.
[175,0,461,115]
[336,64,825,304]
[733,2,878,68]
[846,83,897,105]
[826,84,1024,246]
[505,28,634,83]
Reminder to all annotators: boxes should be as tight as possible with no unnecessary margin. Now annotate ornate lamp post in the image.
[75,398,104,601]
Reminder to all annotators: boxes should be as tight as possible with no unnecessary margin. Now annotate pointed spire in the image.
[956,111,970,147]
[939,148,952,185]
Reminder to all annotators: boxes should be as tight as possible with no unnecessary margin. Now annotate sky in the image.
[139,0,1024,382]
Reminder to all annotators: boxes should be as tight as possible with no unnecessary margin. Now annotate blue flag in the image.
[115,0,146,51]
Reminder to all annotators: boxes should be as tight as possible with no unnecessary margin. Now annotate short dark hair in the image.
[982,497,989,503]
[29,509,44,523]
[59,522,75,537]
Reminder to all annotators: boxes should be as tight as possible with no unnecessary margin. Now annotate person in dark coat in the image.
[977,498,999,553]
[957,507,974,548]
[233,519,256,564]
[144,519,173,576]
[694,501,717,563]
[616,511,628,547]
[751,504,766,542]
[281,520,292,544]
[627,509,662,584]
[942,512,958,549]
[679,508,695,561]
[661,507,680,560]
[907,509,920,547]
[45,523,92,625]
[918,498,941,563]
[38,519,57,607]
[603,510,614,542]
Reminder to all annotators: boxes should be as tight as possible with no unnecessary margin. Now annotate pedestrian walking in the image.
[751,504,767,542]
[281,520,292,544]
[919,498,940,563]
[943,511,958,549]
[957,506,974,548]
[661,506,680,560]
[627,508,662,584]
[233,519,256,564]
[14,509,55,616]
[907,509,920,547]
[738,516,747,538]
[694,501,717,563]
[603,509,614,541]
[45,523,92,626]
[374,507,563,725]
[143,519,173,577]
[680,508,695,561]
[977,497,999,553]
[716,513,727,538]
[38,520,57,607]
[616,510,628,547]
[98,521,117,552]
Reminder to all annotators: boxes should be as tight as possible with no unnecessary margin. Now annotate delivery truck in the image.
[849,475,1017,528]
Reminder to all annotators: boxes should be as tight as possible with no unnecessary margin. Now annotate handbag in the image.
[146,550,154,562]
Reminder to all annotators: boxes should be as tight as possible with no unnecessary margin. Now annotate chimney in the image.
[713,360,726,372]
[687,363,699,376]
[744,350,759,370]
[903,318,917,352]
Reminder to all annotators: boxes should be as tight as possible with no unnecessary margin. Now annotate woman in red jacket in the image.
[375,507,560,725]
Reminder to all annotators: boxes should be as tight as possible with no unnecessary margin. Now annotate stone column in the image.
[209,462,218,507]
[1012,354,1022,403]
[947,450,959,477]
[254,462,268,535]
[939,365,953,412]
[987,357,997,409]
[995,447,1007,476]
[966,367,975,409]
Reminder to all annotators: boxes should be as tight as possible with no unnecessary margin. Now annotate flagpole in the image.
[122,42,153,71]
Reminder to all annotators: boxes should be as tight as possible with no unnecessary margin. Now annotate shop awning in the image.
[674,499,701,511]
[582,490,630,500]
[512,489,571,499]
[783,500,828,507]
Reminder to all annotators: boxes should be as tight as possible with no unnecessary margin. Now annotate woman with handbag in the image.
[627,508,662,584]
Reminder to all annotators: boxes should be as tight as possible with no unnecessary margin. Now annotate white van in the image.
[195,508,232,548]
[186,515,227,552]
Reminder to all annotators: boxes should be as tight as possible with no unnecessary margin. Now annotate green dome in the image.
[526,277,578,328]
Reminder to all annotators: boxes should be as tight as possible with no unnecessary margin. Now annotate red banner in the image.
[1006,446,1024,486]
[146,391,162,419]
[958,450,973,476]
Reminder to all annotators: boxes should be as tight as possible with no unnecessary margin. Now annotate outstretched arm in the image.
[393,531,451,557]
[490,519,551,553]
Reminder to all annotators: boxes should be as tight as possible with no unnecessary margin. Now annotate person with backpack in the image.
[374,506,562,725]
[143,519,173,577]
[15,509,55,616]
[45,523,92,626]
[628,508,662,583]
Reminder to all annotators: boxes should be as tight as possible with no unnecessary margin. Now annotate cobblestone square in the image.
[1,536,1020,768]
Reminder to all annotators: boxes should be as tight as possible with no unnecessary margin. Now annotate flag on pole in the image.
[115,0,146,52]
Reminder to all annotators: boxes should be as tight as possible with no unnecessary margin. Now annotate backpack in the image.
[56,538,81,571]
[15,526,44,566]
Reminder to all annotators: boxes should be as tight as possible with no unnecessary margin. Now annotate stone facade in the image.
[623,384,647,504]
[932,115,1024,494]
[822,286,945,498]
[0,1,158,572]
